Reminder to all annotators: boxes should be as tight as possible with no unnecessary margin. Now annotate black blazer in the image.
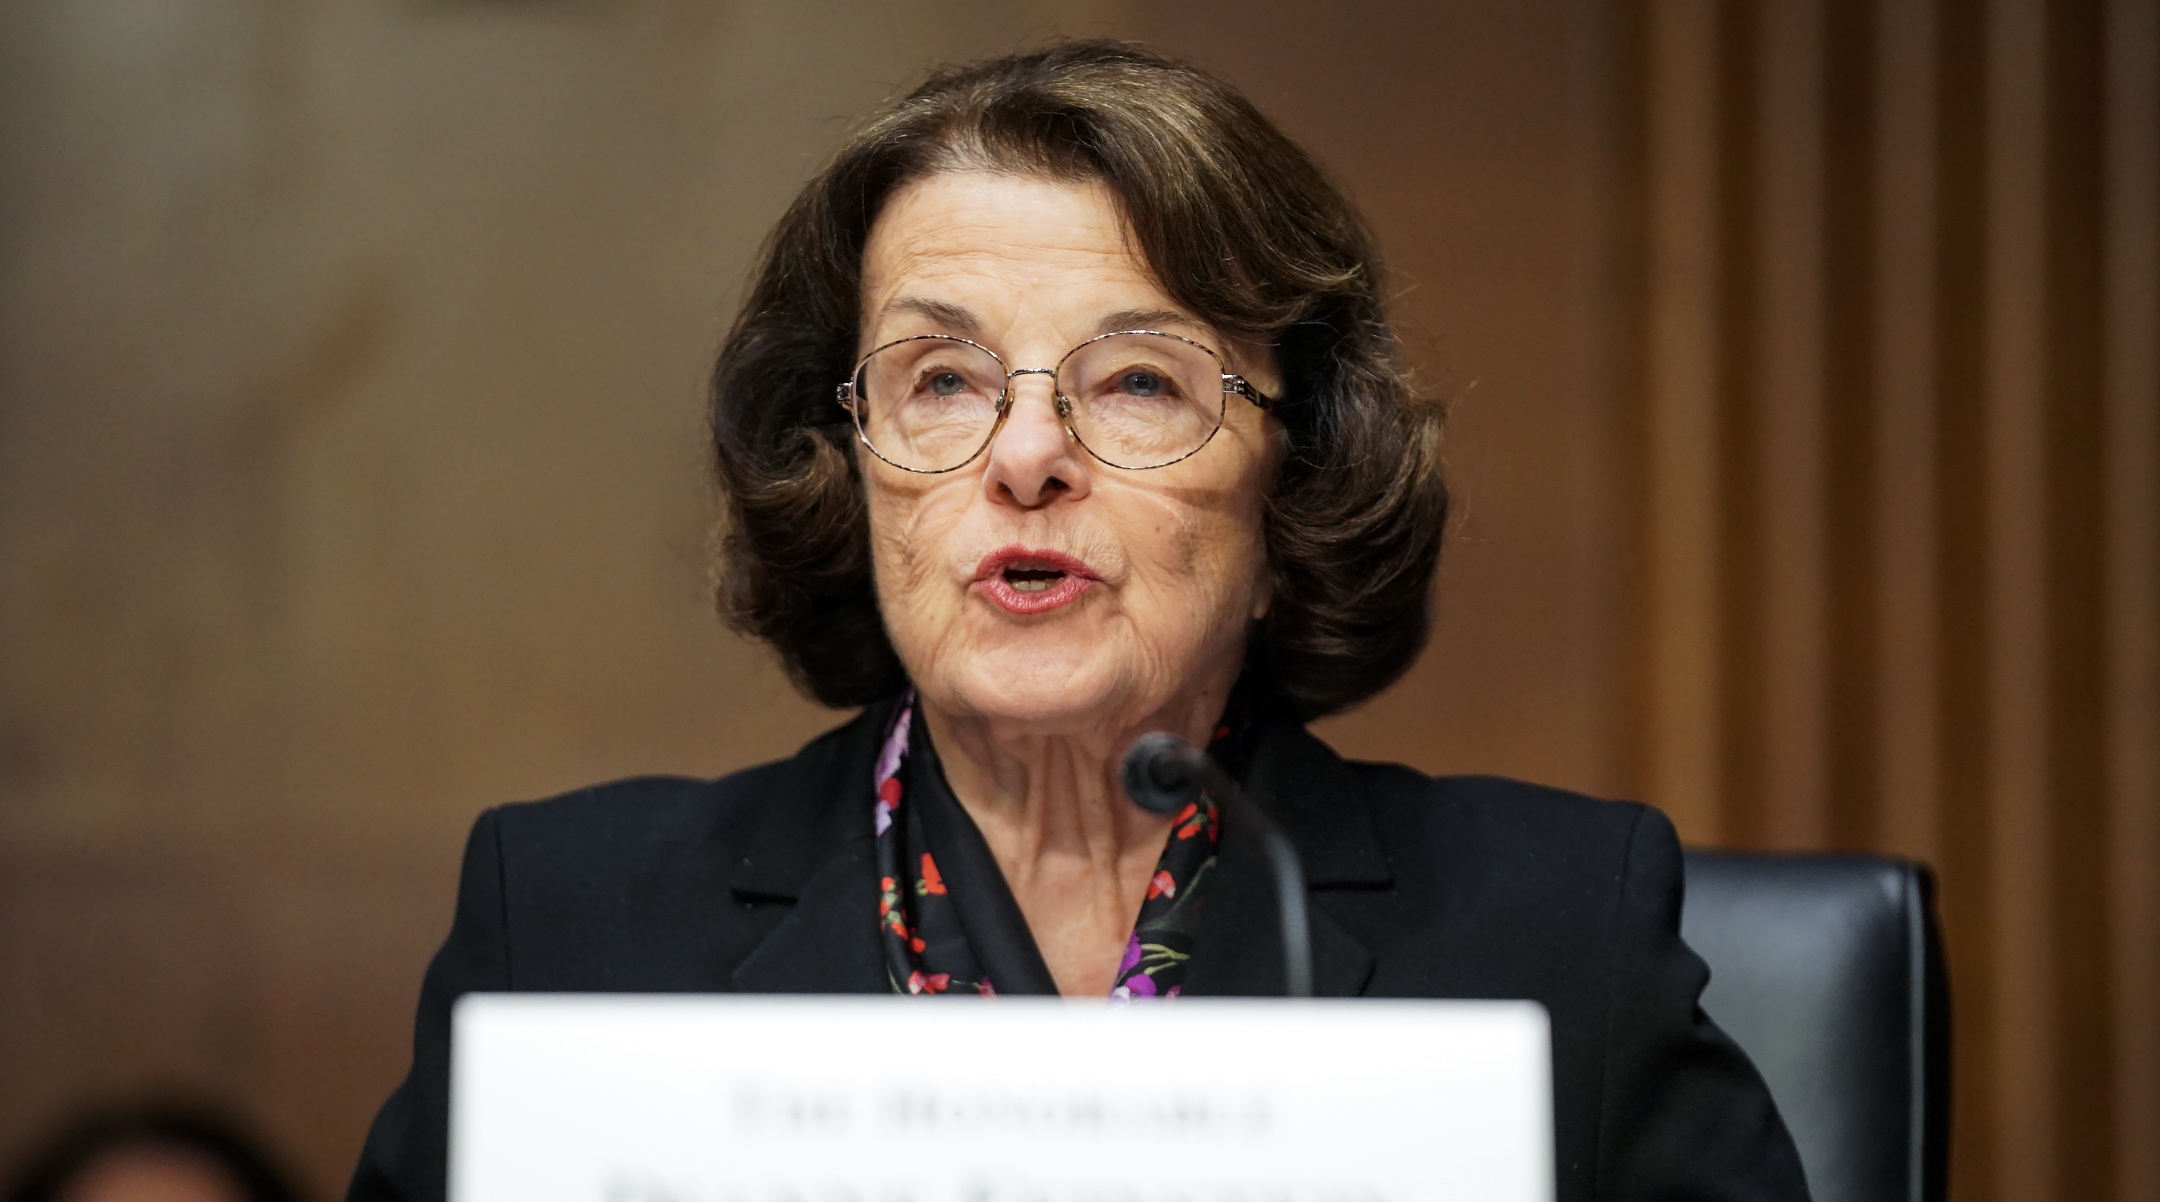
[349,699,1809,1202]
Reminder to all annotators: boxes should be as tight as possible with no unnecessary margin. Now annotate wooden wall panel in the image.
[2103,6,2160,1201]
[1873,0,1942,868]
[1631,2,2160,1199]
[1754,0,1831,849]
[1643,0,1728,840]
[1982,2,2055,1197]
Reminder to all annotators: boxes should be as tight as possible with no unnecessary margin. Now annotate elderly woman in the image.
[351,41,1807,1202]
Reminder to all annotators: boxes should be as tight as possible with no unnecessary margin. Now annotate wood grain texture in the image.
[1981,3,2054,1197]
[1643,0,1727,842]
[2104,6,2160,1202]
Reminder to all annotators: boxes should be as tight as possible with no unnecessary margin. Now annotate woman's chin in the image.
[931,644,1144,732]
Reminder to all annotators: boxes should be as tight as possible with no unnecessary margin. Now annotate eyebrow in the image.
[879,297,983,338]
[875,299,1219,348]
[1095,308,1212,340]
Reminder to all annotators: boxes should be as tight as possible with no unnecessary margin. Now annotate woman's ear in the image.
[1249,556,1274,621]
[1266,414,1292,473]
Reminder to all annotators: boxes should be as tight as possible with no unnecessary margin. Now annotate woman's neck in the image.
[917,668,1236,996]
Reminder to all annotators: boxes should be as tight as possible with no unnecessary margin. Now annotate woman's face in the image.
[857,171,1281,733]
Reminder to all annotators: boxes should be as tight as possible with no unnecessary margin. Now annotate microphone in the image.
[1121,731,1313,998]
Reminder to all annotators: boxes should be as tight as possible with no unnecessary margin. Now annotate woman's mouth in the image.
[973,546,1100,615]
[1005,568,1064,593]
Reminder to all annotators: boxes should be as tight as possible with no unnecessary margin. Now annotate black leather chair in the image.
[1679,851,1951,1202]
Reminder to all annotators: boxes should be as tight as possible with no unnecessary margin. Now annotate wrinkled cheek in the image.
[1134,516,1263,665]
[1200,536,1271,649]
[865,488,969,658]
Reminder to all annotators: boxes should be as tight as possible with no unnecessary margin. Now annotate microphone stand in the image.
[1121,731,1313,998]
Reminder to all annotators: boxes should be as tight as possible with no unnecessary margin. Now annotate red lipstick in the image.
[972,546,1101,615]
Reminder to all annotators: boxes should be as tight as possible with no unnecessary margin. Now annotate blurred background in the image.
[0,1,2152,1201]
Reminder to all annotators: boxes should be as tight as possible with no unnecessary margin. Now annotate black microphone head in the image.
[1122,731,1201,816]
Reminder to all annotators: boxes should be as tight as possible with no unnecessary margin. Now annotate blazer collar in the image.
[725,694,1390,997]
[728,699,894,993]
[1241,710,1393,890]
[1182,710,1388,997]
[730,697,898,902]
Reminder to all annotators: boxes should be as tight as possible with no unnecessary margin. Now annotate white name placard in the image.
[451,995,1553,1202]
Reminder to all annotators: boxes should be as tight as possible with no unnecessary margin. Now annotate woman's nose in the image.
[980,373,1091,508]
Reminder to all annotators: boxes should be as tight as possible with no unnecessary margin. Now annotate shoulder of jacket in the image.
[480,708,876,855]
[1350,762,1642,822]
[477,769,755,857]
[1347,762,1658,877]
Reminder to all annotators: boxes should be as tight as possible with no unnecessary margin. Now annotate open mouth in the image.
[1003,566,1067,593]
[974,546,1099,614]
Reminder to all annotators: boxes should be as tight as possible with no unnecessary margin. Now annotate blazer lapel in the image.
[727,700,894,995]
[1184,716,1390,998]
[730,837,886,993]
[1180,845,1377,996]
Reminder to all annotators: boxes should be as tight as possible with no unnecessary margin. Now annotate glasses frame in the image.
[835,329,1273,474]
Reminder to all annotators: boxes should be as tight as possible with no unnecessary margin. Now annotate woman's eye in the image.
[923,370,968,396]
[1116,369,1169,397]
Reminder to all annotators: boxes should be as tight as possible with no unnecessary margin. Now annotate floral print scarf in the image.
[874,691,1235,999]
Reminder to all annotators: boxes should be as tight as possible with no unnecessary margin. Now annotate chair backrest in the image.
[1679,851,1951,1202]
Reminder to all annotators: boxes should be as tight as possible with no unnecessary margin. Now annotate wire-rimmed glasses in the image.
[835,330,1272,473]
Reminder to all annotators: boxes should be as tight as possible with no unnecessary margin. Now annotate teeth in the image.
[1004,568,1065,593]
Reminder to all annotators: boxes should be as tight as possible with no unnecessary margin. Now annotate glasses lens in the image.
[853,337,1005,471]
[1057,333,1227,468]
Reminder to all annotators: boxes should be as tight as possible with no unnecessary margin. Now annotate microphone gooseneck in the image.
[1120,732,1313,998]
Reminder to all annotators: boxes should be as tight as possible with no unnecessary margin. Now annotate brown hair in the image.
[709,40,1447,720]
